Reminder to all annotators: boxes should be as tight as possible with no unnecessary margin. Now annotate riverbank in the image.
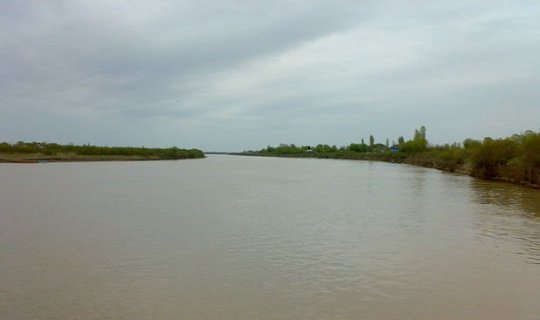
[0,153,203,163]
[0,142,205,163]
[234,151,540,190]
[242,129,540,189]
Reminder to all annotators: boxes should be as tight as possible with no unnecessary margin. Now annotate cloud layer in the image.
[1,1,539,151]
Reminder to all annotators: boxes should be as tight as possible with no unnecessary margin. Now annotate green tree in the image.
[518,132,540,183]
[469,137,519,179]
[400,127,428,153]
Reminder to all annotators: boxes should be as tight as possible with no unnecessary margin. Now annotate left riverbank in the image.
[0,142,205,163]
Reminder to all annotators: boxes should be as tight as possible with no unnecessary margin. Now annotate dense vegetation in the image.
[246,127,540,187]
[0,141,204,160]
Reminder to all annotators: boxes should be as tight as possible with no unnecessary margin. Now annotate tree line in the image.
[249,127,540,186]
[0,141,205,160]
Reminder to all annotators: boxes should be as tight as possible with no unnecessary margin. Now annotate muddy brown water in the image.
[1,155,539,319]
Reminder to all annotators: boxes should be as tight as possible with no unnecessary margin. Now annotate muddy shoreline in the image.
[231,152,540,190]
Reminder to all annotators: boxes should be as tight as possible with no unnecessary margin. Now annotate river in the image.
[1,155,539,319]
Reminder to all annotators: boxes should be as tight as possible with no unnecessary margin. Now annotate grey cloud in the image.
[1,0,370,130]
[1,1,539,150]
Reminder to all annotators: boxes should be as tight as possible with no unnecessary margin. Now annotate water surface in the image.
[1,155,539,319]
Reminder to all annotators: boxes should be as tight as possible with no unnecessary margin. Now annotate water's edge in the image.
[229,152,540,190]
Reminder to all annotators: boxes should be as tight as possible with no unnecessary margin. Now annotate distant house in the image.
[390,146,400,153]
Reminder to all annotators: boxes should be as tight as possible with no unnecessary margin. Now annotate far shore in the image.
[0,153,203,163]
[228,152,540,190]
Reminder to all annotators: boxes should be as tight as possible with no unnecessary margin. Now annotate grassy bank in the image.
[0,142,205,163]
[241,129,540,189]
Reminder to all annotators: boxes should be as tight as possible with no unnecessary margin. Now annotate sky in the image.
[1,1,539,151]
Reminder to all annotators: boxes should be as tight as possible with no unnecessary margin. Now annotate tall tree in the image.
[420,126,426,139]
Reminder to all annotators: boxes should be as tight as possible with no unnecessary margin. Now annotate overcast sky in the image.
[1,1,539,151]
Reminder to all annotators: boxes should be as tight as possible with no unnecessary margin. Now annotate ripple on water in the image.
[1,156,540,320]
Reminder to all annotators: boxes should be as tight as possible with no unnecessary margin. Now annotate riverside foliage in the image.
[249,127,540,187]
[0,142,205,160]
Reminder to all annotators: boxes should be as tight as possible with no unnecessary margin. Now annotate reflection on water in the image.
[468,179,540,265]
[471,179,540,217]
[1,156,539,320]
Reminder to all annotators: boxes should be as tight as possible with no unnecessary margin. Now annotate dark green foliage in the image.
[0,141,204,160]
[314,144,337,153]
[371,143,388,153]
[463,138,481,149]
[464,131,540,184]
[406,144,467,172]
[262,144,304,154]
[249,127,540,187]
[468,137,519,178]
[348,143,369,152]
[400,126,428,153]
[520,131,540,168]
